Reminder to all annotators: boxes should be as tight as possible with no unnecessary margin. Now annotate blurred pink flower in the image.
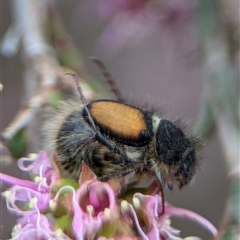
[80,0,196,56]
[97,0,194,25]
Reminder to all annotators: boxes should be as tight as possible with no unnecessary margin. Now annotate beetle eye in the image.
[180,147,196,175]
[167,182,173,190]
[182,147,195,166]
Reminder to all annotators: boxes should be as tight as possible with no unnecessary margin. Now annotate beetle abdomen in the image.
[85,100,153,146]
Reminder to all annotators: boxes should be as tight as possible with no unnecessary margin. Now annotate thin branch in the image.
[1,0,94,149]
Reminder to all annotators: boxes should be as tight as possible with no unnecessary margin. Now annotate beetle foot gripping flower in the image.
[1,151,218,239]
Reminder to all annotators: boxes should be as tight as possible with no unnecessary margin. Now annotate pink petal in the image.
[165,206,218,237]
[0,172,38,191]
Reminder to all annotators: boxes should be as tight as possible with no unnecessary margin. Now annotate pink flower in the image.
[11,209,71,240]
[1,151,218,239]
[1,152,57,213]
[17,151,58,186]
[132,193,218,239]
[71,164,118,239]
[80,0,195,56]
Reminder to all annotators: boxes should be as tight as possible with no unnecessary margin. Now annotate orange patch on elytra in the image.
[89,101,146,138]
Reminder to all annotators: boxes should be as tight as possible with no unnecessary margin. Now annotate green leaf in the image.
[7,128,28,159]
[98,219,134,238]
[54,214,73,238]
[52,178,79,194]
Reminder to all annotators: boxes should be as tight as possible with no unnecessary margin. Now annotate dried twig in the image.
[1,0,94,150]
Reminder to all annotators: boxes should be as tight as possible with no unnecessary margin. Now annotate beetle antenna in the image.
[64,73,132,164]
[64,73,97,132]
[90,57,122,100]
